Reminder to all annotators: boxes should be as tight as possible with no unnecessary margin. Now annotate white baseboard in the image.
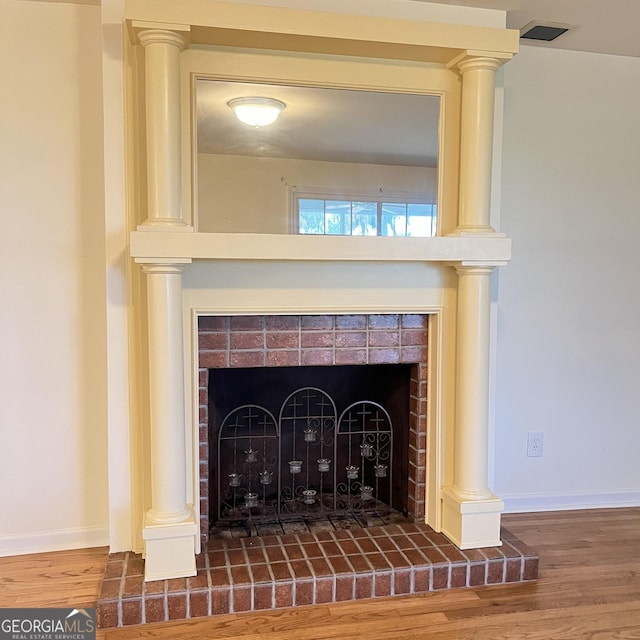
[502,490,640,513]
[0,525,110,558]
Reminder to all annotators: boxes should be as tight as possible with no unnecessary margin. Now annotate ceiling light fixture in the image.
[227,97,286,127]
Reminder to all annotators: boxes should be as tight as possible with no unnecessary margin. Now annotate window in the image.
[295,194,436,237]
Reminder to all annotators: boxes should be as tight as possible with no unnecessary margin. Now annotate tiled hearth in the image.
[97,521,538,627]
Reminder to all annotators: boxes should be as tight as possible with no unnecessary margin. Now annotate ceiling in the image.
[197,80,441,167]
[426,0,640,58]
[197,1,639,166]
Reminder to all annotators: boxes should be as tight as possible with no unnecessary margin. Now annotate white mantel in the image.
[124,0,518,580]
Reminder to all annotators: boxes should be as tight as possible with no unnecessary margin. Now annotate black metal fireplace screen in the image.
[216,387,394,524]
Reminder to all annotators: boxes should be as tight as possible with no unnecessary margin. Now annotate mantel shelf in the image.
[130,231,511,265]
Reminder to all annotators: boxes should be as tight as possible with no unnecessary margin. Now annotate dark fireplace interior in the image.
[209,365,410,535]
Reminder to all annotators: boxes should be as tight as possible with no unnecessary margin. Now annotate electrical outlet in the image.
[527,431,544,457]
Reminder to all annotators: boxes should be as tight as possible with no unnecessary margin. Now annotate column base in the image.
[137,218,193,232]
[441,487,504,549]
[143,509,198,581]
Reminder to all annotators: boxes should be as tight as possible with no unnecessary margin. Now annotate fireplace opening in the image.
[208,365,411,536]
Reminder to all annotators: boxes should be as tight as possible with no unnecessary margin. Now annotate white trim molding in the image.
[0,526,110,558]
[502,490,640,513]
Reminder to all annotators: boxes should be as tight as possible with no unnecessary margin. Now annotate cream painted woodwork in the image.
[124,0,518,579]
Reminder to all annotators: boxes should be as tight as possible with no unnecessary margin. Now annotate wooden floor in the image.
[1,508,639,639]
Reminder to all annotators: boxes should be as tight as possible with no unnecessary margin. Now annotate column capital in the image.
[448,50,513,74]
[137,258,192,274]
[130,21,190,50]
[454,264,495,277]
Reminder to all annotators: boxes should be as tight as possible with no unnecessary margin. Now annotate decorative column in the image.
[441,265,504,548]
[135,22,191,229]
[132,22,196,580]
[138,260,197,581]
[442,51,512,548]
[449,52,511,234]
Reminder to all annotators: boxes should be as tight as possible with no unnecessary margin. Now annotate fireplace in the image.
[197,314,429,544]
[97,309,539,627]
[107,1,533,623]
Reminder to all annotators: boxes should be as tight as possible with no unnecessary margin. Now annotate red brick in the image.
[374,572,392,597]
[315,576,334,604]
[100,578,121,600]
[189,591,209,617]
[301,316,334,330]
[368,348,400,364]
[400,329,428,346]
[469,563,486,586]
[232,586,252,612]
[266,332,300,349]
[414,566,431,592]
[122,576,143,597]
[275,582,293,608]
[524,557,539,581]
[167,593,187,620]
[266,315,300,330]
[450,564,467,588]
[266,350,301,367]
[211,587,231,615]
[97,601,118,628]
[368,314,399,329]
[487,559,505,584]
[432,566,449,590]
[505,558,522,582]
[354,574,372,599]
[335,574,354,601]
[230,351,265,367]
[104,560,123,579]
[401,314,428,329]
[122,598,142,626]
[335,315,367,329]
[401,346,428,363]
[294,580,314,606]
[302,350,333,365]
[199,332,229,350]
[231,332,264,350]
[253,584,273,611]
[187,570,209,591]
[335,349,368,365]
[394,568,412,595]
[230,316,263,331]
[335,331,367,347]
[199,351,228,368]
[369,331,400,347]
[301,331,334,348]
[199,316,229,330]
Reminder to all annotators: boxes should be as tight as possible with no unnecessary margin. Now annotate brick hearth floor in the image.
[97,522,539,628]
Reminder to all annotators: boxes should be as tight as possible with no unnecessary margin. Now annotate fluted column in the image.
[136,25,191,229]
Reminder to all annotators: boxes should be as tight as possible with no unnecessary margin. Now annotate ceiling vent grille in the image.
[520,21,573,42]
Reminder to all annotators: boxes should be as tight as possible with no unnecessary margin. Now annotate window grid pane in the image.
[298,197,435,237]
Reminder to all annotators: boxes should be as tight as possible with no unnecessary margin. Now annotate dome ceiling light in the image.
[227,96,286,127]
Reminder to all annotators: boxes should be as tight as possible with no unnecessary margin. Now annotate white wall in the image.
[495,46,640,511]
[0,0,109,554]
[198,153,437,233]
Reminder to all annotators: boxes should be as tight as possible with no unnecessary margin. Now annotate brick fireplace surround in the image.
[97,313,539,628]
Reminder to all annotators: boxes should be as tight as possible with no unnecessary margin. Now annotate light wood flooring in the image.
[1,508,639,639]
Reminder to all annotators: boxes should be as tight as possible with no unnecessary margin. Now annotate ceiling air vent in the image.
[520,21,573,42]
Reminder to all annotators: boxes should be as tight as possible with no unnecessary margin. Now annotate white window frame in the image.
[289,186,437,237]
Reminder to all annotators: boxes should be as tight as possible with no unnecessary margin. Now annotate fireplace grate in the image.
[216,387,394,526]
